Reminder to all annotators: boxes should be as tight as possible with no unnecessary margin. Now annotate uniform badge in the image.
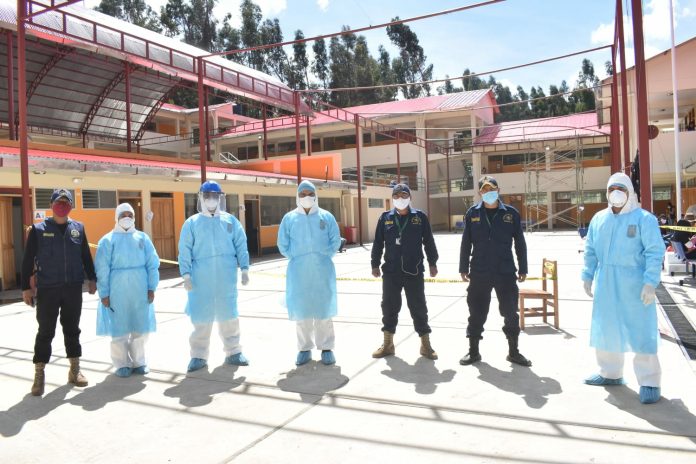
[503,214,513,223]
[411,216,422,225]
[627,224,637,237]
[385,220,394,225]
[471,217,480,223]
[43,232,55,237]
[227,223,233,233]
[70,229,80,238]
[320,219,326,230]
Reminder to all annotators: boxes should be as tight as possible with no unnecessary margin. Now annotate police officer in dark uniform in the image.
[21,189,97,396]
[371,183,439,360]
[459,176,531,367]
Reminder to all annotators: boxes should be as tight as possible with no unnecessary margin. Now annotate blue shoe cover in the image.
[296,351,312,366]
[132,365,149,375]
[115,367,132,377]
[225,353,249,366]
[584,374,625,386]
[187,358,207,372]
[320,350,336,365]
[639,386,661,404]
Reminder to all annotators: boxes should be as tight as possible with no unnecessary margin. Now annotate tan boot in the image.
[31,363,46,396]
[372,331,395,358]
[420,334,438,360]
[68,357,88,387]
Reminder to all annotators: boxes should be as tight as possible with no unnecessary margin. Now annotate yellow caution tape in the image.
[660,225,696,232]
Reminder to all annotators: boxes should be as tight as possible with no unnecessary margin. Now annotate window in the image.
[582,147,609,160]
[319,197,341,220]
[653,186,672,201]
[368,198,384,209]
[34,188,75,209]
[82,190,117,209]
[526,193,548,205]
[323,134,356,150]
[260,196,295,226]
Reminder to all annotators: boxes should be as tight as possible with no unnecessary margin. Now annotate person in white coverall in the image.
[178,181,250,372]
[277,180,341,366]
[581,172,665,404]
[96,203,160,377]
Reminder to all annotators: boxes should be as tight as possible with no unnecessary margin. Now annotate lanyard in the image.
[394,213,409,238]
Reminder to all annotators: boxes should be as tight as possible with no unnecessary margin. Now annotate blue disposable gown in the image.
[581,207,664,354]
[277,207,341,320]
[178,212,249,324]
[96,231,160,337]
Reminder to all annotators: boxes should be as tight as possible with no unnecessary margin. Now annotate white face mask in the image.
[607,189,628,208]
[299,196,316,209]
[118,217,134,230]
[393,198,410,210]
[204,198,219,212]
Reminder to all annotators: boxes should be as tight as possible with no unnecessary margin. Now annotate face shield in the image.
[197,191,226,216]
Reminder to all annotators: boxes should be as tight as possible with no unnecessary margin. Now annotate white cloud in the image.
[254,0,288,16]
[317,0,330,11]
[590,22,614,45]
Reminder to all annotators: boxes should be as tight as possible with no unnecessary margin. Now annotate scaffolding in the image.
[523,134,585,232]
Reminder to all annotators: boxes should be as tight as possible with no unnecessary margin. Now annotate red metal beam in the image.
[617,0,631,171]
[6,32,15,140]
[197,57,207,182]
[25,0,84,20]
[306,115,312,157]
[446,148,451,232]
[125,61,132,152]
[610,45,620,173]
[354,114,363,246]
[262,103,268,160]
[23,45,74,110]
[396,130,401,182]
[134,85,178,143]
[294,91,302,183]
[17,0,32,232]
[631,0,652,209]
[79,65,131,135]
[204,86,211,162]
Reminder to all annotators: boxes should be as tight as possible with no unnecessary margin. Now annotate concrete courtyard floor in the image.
[1,231,696,463]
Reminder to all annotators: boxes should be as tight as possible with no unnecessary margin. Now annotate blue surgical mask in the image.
[482,191,499,205]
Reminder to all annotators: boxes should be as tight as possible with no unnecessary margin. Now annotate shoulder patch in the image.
[503,213,513,223]
[411,216,422,225]
[70,229,81,238]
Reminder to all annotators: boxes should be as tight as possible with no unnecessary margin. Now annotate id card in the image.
[627,224,637,238]
[395,237,401,245]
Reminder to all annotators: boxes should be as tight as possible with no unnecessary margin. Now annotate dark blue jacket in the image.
[371,207,438,275]
[34,218,88,288]
[459,201,527,275]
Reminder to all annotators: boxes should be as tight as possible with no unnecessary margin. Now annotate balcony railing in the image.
[342,168,425,190]
[428,177,474,194]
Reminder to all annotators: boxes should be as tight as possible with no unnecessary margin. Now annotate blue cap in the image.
[200,180,223,193]
[50,188,73,205]
[392,183,411,196]
[297,180,316,193]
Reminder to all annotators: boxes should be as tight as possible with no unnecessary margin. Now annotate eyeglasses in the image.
[392,192,410,199]
[298,191,316,198]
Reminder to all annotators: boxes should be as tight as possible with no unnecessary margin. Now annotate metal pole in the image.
[204,86,211,162]
[124,62,132,152]
[306,115,312,157]
[617,0,631,171]
[610,45,621,172]
[425,144,431,218]
[355,114,363,246]
[196,57,207,182]
[631,0,652,209]
[396,130,401,182]
[6,31,15,141]
[262,103,268,160]
[17,0,32,231]
[669,0,682,220]
[294,92,302,183]
[446,148,451,232]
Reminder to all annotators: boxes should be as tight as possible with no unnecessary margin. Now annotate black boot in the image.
[459,337,482,365]
[506,336,532,367]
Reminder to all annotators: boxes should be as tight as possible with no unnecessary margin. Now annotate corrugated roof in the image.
[474,113,610,145]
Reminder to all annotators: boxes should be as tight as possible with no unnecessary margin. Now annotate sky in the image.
[81,0,696,95]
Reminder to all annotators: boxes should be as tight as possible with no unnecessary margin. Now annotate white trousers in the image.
[189,318,241,360]
[111,333,149,369]
[296,318,335,351]
[596,349,662,387]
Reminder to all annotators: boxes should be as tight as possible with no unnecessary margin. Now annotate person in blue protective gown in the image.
[96,203,160,377]
[178,181,250,372]
[581,172,665,404]
[277,180,341,366]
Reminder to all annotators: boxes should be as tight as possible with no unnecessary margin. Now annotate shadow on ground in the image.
[164,365,246,408]
[381,356,456,394]
[474,361,562,408]
[277,362,349,403]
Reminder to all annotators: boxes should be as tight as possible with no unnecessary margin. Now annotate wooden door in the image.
[0,197,16,290]
[151,198,175,261]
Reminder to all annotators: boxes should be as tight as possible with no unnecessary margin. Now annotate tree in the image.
[259,18,287,80]
[437,75,462,95]
[386,18,433,99]
[217,13,243,63]
[239,0,264,70]
[328,30,356,107]
[160,0,218,51]
[95,0,162,32]
[572,58,599,112]
[377,46,397,101]
[312,38,330,89]
[461,69,486,91]
[291,30,310,90]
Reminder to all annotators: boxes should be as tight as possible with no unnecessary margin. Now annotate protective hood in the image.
[606,172,639,215]
[197,192,226,217]
[296,180,319,214]
[114,202,136,234]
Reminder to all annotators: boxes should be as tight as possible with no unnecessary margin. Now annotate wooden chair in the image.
[518,259,558,329]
